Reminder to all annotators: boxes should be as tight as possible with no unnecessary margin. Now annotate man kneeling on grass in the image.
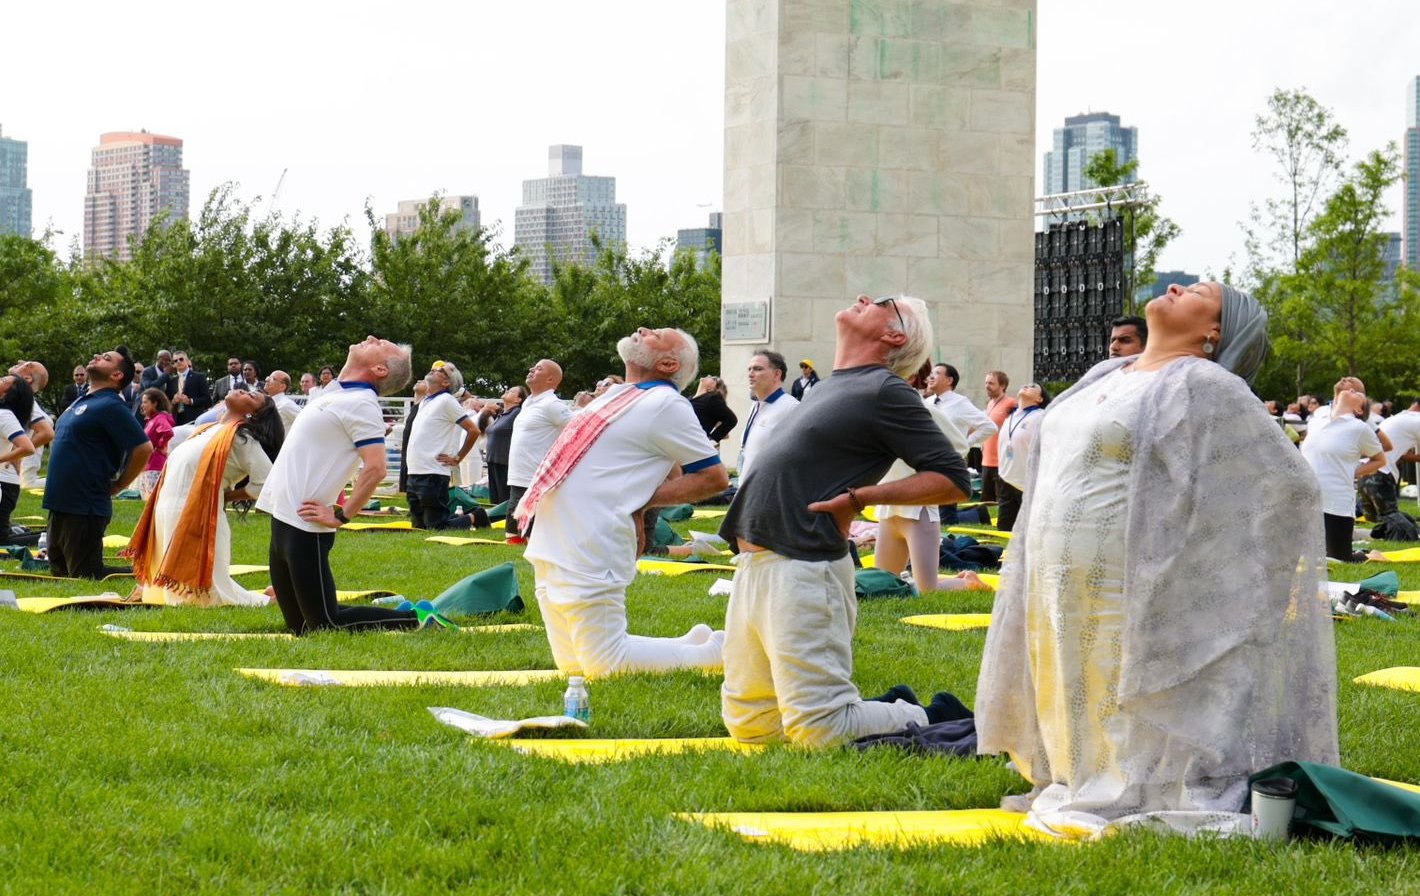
[718,295,972,748]
[257,336,453,634]
[516,326,729,678]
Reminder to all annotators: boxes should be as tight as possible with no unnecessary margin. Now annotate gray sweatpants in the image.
[721,550,927,747]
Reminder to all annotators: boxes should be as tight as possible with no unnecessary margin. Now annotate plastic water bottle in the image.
[37,532,47,553]
[563,675,591,723]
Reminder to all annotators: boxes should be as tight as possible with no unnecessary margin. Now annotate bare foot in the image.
[955,571,993,591]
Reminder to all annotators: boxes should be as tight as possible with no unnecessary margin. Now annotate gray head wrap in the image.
[1215,284,1269,384]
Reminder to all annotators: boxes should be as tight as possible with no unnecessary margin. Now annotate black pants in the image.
[995,480,1023,532]
[487,462,510,505]
[46,510,131,579]
[269,517,419,635]
[506,485,534,538]
[406,474,472,531]
[0,482,16,535]
[980,466,1001,503]
[1323,513,1366,564]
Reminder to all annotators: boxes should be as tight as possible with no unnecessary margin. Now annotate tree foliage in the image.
[0,187,724,407]
[1251,145,1420,400]
[1244,87,1349,277]
[1081,149,1180,308]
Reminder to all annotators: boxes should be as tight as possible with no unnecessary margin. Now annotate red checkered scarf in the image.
[514,384,652,527]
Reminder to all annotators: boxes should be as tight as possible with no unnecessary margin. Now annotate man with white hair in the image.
[263,370,302,431]
[9,360,54,491]
[517,326,730,678]
[256,336,444,633]
[719,294,972,748]
[404,360,483,531]
[505,358,572,544]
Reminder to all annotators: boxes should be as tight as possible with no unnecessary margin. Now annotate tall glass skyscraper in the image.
[1405,77,1419,269]
[514,145,626,284]
[1043,112,1138,195]
[0,126,32,238]
[83,130,189,262]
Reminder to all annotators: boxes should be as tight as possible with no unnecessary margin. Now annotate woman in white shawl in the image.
[133,391,285,607]
[976,281,1337,838]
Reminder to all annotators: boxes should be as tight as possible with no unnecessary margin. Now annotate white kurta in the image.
[1019,368,1212,829]
[142,427,272,607]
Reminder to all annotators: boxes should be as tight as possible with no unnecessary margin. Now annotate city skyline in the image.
[5,0,1418,277]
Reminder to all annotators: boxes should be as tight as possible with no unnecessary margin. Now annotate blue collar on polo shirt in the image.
[338,381,377,392]
[764,388,786,403]
[634,380,676,390]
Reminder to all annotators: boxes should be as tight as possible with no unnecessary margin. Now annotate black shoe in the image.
[924,691,973,724]
[867,684,920,705]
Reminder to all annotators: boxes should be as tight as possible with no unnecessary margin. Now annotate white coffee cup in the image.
[1251,777,1298,840]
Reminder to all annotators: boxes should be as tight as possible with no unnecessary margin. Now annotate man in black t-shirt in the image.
[719,294,972,748]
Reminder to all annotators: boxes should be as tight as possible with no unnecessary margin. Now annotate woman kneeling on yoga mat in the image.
[124,391,284,607]
[976,282,1338,838]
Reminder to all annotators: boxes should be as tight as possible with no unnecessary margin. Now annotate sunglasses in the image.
[872,295,905,332]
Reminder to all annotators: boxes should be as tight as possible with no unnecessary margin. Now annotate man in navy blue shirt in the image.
[43,346,152,579]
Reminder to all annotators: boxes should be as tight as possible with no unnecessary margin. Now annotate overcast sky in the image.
[7,1,1418,277]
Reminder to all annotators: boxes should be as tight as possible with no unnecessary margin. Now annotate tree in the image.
[1242,88,1350,397]
[365,196,542,392]
[1262,146,1420,400]
[1082,149,1180,307]
[543,237,722,393]
[1244,88,1349,277]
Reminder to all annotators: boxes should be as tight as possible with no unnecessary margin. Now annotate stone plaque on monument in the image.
[722,299,771,344]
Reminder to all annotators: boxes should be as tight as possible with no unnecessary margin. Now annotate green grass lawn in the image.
[3,492,1419,894]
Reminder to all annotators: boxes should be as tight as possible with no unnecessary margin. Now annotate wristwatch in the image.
[332,505,350,525]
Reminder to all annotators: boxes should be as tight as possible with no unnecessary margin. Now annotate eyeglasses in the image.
[873,295,906,332]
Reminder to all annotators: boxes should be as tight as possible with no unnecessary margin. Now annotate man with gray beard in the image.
[517,327,730,678]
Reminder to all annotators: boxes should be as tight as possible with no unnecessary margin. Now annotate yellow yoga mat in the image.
[229,564,269,577]
[637,558,737,576]
[860,553,877,568]
[105,623,539,642]
[1400,590,1419,602]
[1353,668,1420,693]
[901,613,993,632]
[691,508,728,519]
[101,534,130,549]
[17,595,164,613]
[495,737,763,763]
[491,519,506,529]
[861,506,878,522]
[25,488,44,497]
[335,589,398,602]
[107,630,296,642]
[680,808,1050,851]
[425,536,517,547]
[15,515,44,522]
[236,668,561,687]
[1372,547,1420,563]
[946,525,1011,541]
[1,570,134,583]
[340,520,414,532]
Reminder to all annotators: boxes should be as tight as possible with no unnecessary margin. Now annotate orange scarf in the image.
[124,422,241,598]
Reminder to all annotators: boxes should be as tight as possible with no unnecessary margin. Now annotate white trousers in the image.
[873,510,946,594]
[721,551,927,748]
[532,560,723,679]
[20,448,42,488]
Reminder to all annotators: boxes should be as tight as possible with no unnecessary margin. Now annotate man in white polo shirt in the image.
[263,370,302,431]
[737,349,798,482]
[405,360,483,531]
[505,358,572,544]
[257,336,440,634]
[518,327,730,678]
